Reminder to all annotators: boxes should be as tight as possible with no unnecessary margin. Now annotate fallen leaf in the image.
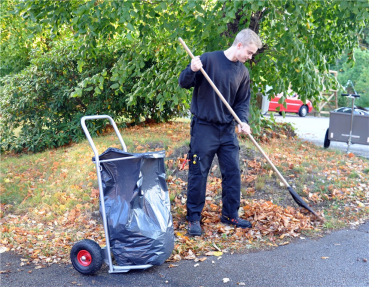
[321,257,329,259]
[168,264,178,268]
[199,257,207,262]
[0,246,9,253]
[173,254,181,261]
[213,251,223,256]
[213,242,222,251]
[223,278,230,283]
[184,249,196,260]
[194,263,199,267]
[357,201,365,208]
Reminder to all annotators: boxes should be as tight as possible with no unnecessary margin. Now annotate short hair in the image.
[232,29,262,49]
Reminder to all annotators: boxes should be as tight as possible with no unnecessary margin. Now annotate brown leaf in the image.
[184,249,196,260]
[173,254,181,261]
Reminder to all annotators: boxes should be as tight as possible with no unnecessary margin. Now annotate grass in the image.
[1,120,369,265]
[255,174,268,190]
[0,121,190,213]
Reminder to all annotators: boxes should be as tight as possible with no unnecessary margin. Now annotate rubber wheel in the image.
[298,105,308,117]
[324,128,330,148]
[70,239,103,275]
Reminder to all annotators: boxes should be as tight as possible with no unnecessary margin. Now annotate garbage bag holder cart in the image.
[70,115,174,275]
[324,94,369,153]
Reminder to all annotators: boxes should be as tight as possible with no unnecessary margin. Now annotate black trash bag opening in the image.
[96,148,174,266]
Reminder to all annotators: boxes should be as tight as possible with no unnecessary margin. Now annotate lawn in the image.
[1,119,368,267]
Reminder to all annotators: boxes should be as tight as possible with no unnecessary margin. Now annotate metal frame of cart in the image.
[324,94,369,153]
[71,115,153,274]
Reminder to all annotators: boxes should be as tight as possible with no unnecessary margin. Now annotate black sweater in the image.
[178,51,251,124]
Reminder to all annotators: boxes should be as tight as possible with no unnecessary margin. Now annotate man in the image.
[178,29,262,236]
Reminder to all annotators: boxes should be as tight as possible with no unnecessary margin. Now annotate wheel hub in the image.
[77,250,92,266]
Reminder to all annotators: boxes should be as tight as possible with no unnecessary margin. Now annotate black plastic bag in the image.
[96,148,174,266]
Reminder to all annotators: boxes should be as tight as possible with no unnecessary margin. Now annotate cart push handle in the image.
[81,115,127,160]
[341,93,360,98]
[80,115,128,274]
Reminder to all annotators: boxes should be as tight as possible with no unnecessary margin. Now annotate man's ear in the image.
[236,42,243,49]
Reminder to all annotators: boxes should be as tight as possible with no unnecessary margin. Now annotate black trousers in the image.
[186,116,241,221]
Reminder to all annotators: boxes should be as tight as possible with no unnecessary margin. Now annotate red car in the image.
[268,93,313,117]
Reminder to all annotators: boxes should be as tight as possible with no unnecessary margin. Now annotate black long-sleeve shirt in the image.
[178,51,251,124]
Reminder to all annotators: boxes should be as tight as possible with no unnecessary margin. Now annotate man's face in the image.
[235,43,258,63]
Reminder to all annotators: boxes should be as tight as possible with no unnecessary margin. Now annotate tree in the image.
[1,0,368,152]
[0,0,32,76]
[359,26,369,49]
[332,48,369,107]
[330,25,369,108]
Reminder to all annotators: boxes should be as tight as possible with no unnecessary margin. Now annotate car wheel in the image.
[324,128,330,148]
[279,112,283,116]
[70,239,103,275]
[298,105,308,117]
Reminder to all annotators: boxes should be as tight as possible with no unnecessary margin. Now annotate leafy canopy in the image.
[1,0,367,153]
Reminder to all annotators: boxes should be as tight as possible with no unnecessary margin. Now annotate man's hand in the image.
[238,122,251,135]
[191,56,202,72]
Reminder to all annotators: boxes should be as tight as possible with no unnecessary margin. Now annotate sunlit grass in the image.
[1,121,191,213]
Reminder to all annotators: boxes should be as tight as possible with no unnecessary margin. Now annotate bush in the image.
[0,44,188,153]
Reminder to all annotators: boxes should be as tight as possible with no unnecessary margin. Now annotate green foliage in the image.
[331,48,369,108]
[0,46,108,152]
[359,27,369,49]
[0,0,31,76]
[0,41,190,153]
[259,113,295,136]
[1,0,368,153]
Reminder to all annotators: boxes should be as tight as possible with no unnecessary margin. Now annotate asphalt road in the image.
[1,222,368,287]
[266,113,369,159]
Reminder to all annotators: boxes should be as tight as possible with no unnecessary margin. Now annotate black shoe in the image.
[221,215,252,229]
[188,221,202,236]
